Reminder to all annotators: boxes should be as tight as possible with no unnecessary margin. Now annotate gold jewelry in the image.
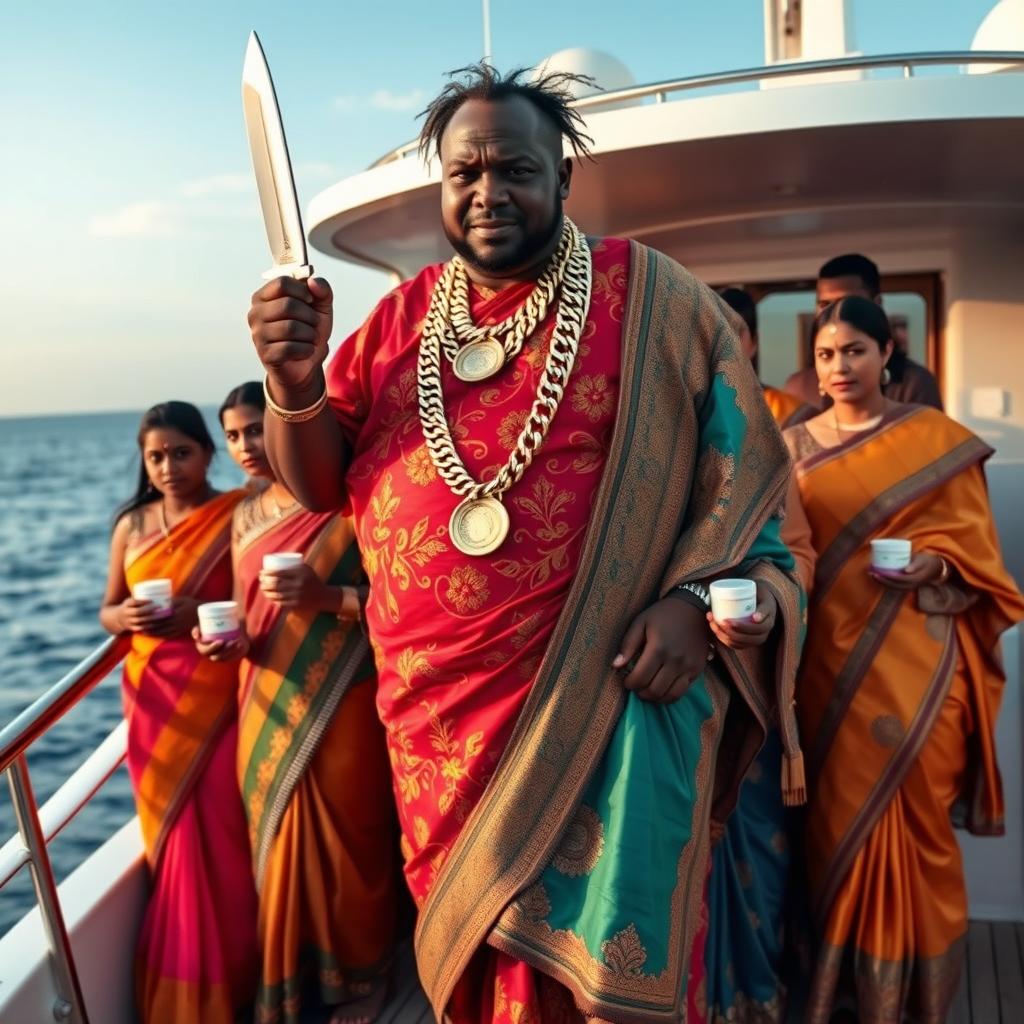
[267,488,299,520]
[881,366,892,386]
[417,220,592,556]
[935,555,951,585]
[449,496,511,556]
[158,501,173,551]
[263,375,328,423]
[438,220,575,382]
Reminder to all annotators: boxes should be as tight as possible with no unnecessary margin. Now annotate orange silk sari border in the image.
[807,589,905,774]
[795,409,993,598]
[414,243,798,1018]
[815,616,959,925]
[806,934,966,1024]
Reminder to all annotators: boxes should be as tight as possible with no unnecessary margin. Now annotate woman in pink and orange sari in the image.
[99,401,258,1023]
[204,383,397,1024]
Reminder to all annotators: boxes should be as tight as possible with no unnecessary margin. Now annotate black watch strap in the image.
[666,586,710,614]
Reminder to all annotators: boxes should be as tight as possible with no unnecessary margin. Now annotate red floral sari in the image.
[328,239,629,1020]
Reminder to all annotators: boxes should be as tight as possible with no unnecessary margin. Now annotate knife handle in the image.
[262,263,314,282]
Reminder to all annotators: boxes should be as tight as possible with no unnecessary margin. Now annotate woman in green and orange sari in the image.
[99,401,258,1022]
[785,297,1024,1023]
[202,382,397,1024]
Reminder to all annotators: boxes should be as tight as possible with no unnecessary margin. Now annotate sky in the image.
[0,0,997,417]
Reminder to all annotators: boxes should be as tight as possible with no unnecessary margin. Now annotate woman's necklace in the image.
[158,486,212,550]
[833,405,885,443]
[267,487,299,520]
[158,501,173,550]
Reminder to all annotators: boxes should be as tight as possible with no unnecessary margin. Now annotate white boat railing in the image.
[0,637,126,1024]
[370,49,1024,167]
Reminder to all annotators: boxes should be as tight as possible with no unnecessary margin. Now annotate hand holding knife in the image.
[243,31,333,404]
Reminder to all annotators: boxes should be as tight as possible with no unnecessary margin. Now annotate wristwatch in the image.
[669,581,711,613]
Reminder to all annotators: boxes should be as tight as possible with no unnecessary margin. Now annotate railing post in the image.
[6,756,89,1023]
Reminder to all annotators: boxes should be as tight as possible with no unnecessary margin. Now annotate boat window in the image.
[717,274,941,393]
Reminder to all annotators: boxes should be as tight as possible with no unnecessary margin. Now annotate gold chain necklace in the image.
[436,218,575,382]
[158,501,173,550]
[417,219,592,556]
[267,487,299,520]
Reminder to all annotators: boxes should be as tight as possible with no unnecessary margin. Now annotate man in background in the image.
[784,253,943,410]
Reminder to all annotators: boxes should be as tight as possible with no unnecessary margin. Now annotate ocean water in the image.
[0,409,243,934]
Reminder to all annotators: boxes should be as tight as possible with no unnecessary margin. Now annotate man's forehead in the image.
[441,97,560,158]
[818,275,870,297]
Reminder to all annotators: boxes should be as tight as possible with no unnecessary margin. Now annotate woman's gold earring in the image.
[881,367,891,386]
[818,381,827,396]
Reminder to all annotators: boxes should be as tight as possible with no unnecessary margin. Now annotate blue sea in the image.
[0,410,244,934]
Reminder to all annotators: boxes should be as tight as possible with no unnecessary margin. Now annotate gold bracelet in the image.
[263,375,328,423]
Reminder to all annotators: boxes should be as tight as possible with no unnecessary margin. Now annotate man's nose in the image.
[474,171,509,208]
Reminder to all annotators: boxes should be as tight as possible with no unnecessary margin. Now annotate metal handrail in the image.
[0,636,123,774]
[0,721,128,890]
[0,637,126,1024]
[370,49,1024,167]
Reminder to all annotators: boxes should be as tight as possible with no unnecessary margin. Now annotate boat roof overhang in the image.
[307,59,1024,279]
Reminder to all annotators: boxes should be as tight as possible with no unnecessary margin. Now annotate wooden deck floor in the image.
[311,921,1024,1023]
[949,920,1024,1024]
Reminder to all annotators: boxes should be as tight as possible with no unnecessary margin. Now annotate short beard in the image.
[446,194,564,275]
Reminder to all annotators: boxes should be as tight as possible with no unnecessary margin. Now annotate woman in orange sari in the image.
[201,382,397,1023]
[784,297,1024,1023]
[719,286,813,429]
[99,401,258,1022]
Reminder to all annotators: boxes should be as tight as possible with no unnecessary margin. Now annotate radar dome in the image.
[969,0,1024,74]
[532,48,636,99]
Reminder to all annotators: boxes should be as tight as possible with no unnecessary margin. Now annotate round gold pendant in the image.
[452,339,505,382]
[449,496,510,556]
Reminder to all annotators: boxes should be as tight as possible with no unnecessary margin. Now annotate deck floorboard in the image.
[992,920,1024,1024]
[299,918,1024,1022]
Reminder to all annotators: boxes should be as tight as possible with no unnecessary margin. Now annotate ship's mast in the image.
[763,0,855,64]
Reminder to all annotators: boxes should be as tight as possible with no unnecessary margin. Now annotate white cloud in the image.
[178,173,252,198]
[294,160,335,179]
[332,88,427,113]
[369,88,427,112]
[88,201,179,238]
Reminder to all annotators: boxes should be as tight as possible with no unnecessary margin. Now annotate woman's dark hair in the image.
[218,381,265,425]
[115,401,215,524]
[811,295,892,352]
[419,62,595,162]
[717,287,757,337]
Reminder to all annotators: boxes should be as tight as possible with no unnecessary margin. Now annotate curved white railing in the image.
[370,50,1024,167]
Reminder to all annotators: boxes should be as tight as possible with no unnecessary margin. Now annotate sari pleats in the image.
[808,670,971,1024]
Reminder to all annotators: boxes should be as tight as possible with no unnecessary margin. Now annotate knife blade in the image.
[242,31,313,281]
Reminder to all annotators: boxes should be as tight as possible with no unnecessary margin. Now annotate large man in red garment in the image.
[247,65,803,1023]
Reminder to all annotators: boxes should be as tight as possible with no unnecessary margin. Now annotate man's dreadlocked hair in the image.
[418,63,596,162]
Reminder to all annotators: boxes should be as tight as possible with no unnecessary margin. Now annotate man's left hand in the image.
[613,597,712,704]
[707,584,777,649]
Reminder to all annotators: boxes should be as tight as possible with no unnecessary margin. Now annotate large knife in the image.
[242,31,313,281]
